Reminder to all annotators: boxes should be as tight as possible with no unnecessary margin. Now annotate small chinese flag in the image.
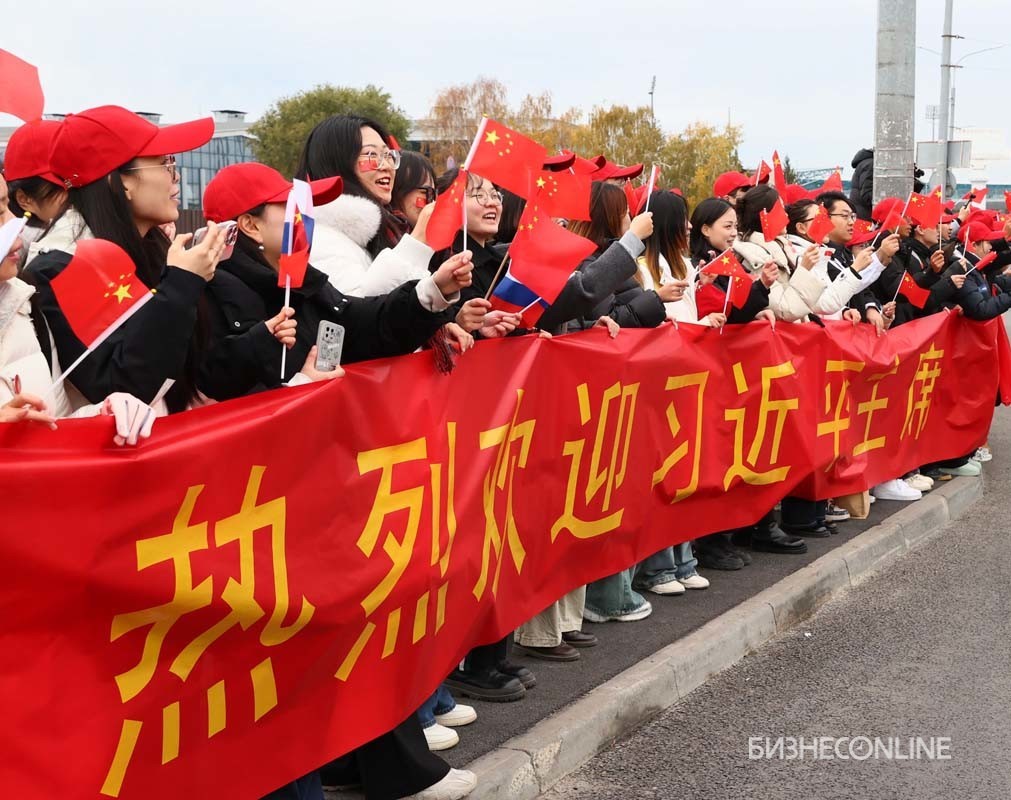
[0,49,44,122]
[465,119,547,199]
[772,150,787,193]
[536,169,591,220]
[1004,190,1011,213]
[880,209,906,234]
[426,169,469,250]
[975,251,998,271]
[699,249,753,308]
[49,239,153,348]
[806,205,835,244]
[963,186,987,207]
[754,160,771,185]
[853,218,873,236]
[819,168,843,194]
[508,202,596,301]
[278,179,314,289]
[898,271,930,309]
[759,199,789,241]
[907,189,943,229]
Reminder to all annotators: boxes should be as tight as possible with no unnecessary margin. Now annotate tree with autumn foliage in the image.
[658,122,744,208]
[570,105,665,170]
[421,77,581,170]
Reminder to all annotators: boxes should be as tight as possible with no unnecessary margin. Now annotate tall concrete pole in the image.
[873,0,917,203]
[936,0,955,201]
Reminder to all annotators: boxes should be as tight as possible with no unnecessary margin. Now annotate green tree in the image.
[570,104,664,168]
[249,84,411,176]
[782,154,799,185]
[660,123,744,209]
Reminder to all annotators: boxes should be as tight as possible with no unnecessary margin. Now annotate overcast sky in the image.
[3,0,1009,173]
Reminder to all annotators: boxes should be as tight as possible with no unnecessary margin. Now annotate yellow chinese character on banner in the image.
[551,381,639,541]
[336,426,458,683]
[817,360,865,468]
[855,356,900,455]
[652,372,709,503]
[723,361,799,489]
[102,466,313,797]
[473,389,536,601]
[903,344,944,439]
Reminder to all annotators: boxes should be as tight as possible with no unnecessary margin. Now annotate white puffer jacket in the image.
[0,277,74,417]
[25,207,93,267]
[310,195,436,297]
[636,254,712,325]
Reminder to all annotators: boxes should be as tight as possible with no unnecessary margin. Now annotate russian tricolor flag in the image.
[279,179,315,289]
[489,264,549,327]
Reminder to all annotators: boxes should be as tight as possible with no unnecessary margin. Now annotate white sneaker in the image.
[423,723,459,751]
[648,579,685,595]
[435,703,477,728]
[975,447,993,462]
[679,574,710,590]
[871,479,922,502]
[825,503,851,522]
[583,600,653,623]
[869,494,876,504]
[408,768,477,800]
[904,474,933,492]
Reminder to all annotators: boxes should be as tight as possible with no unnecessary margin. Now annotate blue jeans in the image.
[633,542,698,589]
[584,569,647,617]
[260,772,323,800]
[417,683,456,729]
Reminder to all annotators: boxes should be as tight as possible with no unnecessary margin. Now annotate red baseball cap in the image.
[567,152,606,175]
[784,184,815,204]
[872,197,905,224]
[2,119,63,185]
[592,159,644,181]
[958,220,1005,244]
[203,162,343,223]
[847,227,878,248]
[543,152,576,171]
[712,171,752,198]
[49,105,214,188]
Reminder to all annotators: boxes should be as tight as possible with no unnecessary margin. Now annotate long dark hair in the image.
[496,189,525,244]
[568,182,628,252]
[390,151,435,224]
[295,114,406,257]
[689,197,734,263]
[737,185,780,239]
[641,190,689,284]
[49,164,207,412]
[786,199,818,238]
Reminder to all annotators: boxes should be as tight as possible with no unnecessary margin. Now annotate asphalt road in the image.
[540,410,1010,799]
[442,485,928,769]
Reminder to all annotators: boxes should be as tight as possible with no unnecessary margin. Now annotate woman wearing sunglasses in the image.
[24,105,227,415]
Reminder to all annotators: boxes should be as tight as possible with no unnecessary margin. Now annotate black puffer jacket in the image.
[200,246,450,400]
[849,149,874,221]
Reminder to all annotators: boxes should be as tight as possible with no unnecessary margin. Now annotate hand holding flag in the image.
[896,270,930,308]
[759,198,789,241]
[699,249,751,310]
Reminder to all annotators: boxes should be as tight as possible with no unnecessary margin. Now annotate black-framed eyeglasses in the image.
[468,190,503,206]
[123,156,179,182]
[415,186,437,203]
[829,212,857,221]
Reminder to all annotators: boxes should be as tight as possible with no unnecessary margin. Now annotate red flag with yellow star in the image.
[819,168,843,194]
[465,119,547,199]
[772,150,787,194]
[906,189,943,230]
[699,249,752,309]
[426,169,469,250]
[536,169,591,220]
[898,271,930,308]
[759,198,789,241]
[48,239,153,348]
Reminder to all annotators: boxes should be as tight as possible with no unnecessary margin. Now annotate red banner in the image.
[0,313,1000,799]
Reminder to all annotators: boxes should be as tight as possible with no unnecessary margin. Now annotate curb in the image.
[462,476,983,799]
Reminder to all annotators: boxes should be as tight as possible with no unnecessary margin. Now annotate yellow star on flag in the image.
[485,130,500,145]
[536,177,546,189]
[112,284,133,303]
[721,256,731,264]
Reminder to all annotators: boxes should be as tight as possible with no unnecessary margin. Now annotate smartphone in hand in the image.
[315,322,345,372]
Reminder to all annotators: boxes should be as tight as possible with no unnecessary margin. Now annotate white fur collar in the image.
[314,195,382,248]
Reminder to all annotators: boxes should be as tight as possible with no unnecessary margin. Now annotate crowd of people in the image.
[2,105,1008,800]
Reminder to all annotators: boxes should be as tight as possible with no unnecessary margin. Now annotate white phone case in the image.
[315,322,345,372]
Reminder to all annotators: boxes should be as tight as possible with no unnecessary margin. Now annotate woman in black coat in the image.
[198,163,478,800]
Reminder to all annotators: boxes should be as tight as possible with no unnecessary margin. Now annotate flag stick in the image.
[519,296,543,315]
[870,192,914,250]
[643,166,658,213]
[719,281,732,336]
[891,271,906,305]
[280,274,291,380]
[459,118,490,253]
[484,253,511,300]
[43,292,154,401]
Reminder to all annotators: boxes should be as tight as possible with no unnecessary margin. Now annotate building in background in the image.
[1,109,256,220]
